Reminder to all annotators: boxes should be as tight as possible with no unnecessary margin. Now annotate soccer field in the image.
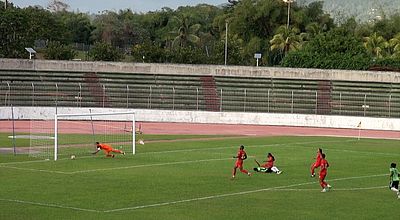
[0,134,399,220]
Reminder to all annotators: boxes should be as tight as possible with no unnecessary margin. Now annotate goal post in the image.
[53,111,135,161]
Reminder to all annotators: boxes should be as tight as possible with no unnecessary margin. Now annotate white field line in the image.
[270,186,386,191]
[0,173,388,213]
[0,159,51,166]
[298,134,400,141]
[103,173,389,213]
[139,139,357,155]
[1,157,254,175]
[0,198,100,213]
[324,148,400,157]
[68,157,248,174]
[2,166,69,174]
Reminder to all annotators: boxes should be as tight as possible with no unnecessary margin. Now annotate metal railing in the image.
[0,82,399,118]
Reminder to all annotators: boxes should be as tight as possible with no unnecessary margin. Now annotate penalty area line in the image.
[1,165,69,174]
[0,198,100,213]
[103,173,388,213]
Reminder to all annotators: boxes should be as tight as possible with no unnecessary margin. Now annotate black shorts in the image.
[391,181,399,189]
[253,167,273,173]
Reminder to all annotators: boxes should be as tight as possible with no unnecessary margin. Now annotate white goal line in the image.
[0,157,246,175]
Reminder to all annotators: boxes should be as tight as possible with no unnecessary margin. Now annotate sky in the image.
[10,0,228,13]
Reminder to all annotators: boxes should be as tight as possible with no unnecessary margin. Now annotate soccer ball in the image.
[139,140,145,145]
[70,155,76,160]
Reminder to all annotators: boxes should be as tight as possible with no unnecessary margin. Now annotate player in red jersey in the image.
[92,142,125,158]
[319,153,332,192]
[254,153,282,174]
[311,148,323,177]
[232,145,251,179]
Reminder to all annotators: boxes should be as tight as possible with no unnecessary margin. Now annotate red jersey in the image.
[315,152,322,163]
[320,159,329,173]
[263,155,275,168]
[236,149,247,162]
[97,144,112,151]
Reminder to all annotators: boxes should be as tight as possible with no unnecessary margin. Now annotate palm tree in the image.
[168,15,201,49]
[305,22,323,39]
[389,33,400,58]
[363,32,388,58]
[270,25,302,55]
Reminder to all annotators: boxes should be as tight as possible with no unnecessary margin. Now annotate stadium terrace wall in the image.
[1,107,400,131]
[1,58,400,83]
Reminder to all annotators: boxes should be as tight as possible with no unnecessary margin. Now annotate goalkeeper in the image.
[92,142,125,158]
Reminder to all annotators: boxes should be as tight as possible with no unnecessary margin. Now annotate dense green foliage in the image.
[282,29,372,69]
[89,41,123,61]
[1,0,400,69]
[0,134,399,219]
[44,41,76,60]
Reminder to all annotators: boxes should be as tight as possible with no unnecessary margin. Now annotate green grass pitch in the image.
[0,134,399,220]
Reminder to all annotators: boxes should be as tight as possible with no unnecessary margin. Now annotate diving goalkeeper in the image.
[92,142,125,158]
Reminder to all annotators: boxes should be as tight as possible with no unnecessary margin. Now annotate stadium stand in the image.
[1,69,399,118]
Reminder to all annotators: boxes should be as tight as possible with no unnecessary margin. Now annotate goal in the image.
[29,111,136,161]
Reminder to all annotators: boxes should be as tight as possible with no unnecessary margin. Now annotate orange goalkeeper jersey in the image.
[98,144,112,151]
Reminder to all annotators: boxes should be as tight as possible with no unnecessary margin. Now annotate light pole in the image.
[224,20,228,66]
[283,0,294,29]
[4,0,7,9]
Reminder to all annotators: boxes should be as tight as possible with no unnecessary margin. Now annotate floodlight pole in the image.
[224,21,228,66]
[284,0,295,29]
[287,1,291,29]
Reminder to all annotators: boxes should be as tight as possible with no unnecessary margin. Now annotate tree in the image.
[305,22,324,38]
[210,34,245,65]
[131,42,166,63]
[282,29,372,70]
[389,33,400,58]
[0,8,31,58]
[24,6,67,43]
[44,41,76,60]
[59,12,94,44]
[91,10,146,49]
[90,41,124,61]
[363,32,388,58]
[168,15,201,48]
[270,25,303,55]
[228,0,286,42]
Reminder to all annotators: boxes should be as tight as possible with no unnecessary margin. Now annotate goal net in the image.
[29,111,135,161]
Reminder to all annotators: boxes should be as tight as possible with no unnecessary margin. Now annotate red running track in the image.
[1,120,400,140]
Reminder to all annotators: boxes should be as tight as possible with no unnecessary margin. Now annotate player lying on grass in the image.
[311,148,323,177]
[253,153,282,174]
[92,142,125,158]
[232,145,251,179]
[319,153,332,192]
[389,162,400,199]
